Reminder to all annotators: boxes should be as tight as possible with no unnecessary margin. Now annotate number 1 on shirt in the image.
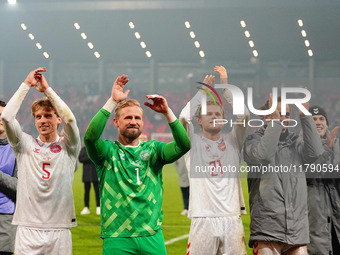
[135,168,141,185]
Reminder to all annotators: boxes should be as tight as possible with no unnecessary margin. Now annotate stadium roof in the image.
[1,0,340,63]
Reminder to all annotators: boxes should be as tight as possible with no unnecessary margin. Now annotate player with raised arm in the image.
[180,66,249,255]
[84,74,190,255]
[1,68,81,255]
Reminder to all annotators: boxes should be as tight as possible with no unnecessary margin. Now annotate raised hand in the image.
[33,73,50,93]
[24,67,46,88]
[111,75,130,103]
[202,74,215,87]
[144,95,169,114]
[326,126,340,149]
[214,65,228,80]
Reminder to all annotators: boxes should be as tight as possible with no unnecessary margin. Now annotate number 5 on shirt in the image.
[42,163,51,179]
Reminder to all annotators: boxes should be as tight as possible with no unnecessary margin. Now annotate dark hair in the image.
[0,100,6,107]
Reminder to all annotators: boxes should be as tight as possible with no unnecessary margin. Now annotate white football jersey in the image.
[180,90,248,218]
[2,83,80,229]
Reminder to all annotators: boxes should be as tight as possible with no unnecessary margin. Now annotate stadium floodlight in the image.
[194,41,200,48]
[88,42,94,49]
[43,52,49,59]
[81,33,87,39]
[129,22,135,29]
[74,23,80,30]
[36,43,42,50]
[244,31,250,38]
[28,33,34,40]
[199,50,205,58]
[252,50,259,57]
[21,23,27,30]
[301,30,307,37]
[134,32,141,39]
[189,31,195,39]
[94,51,100,58]
[298,19,304,27]
[249,40,254,48]
[240,20,246,28]
[308,49,313,57]
[146,51,152,58]
[304,40,310,47]
[8,0,16,5]
[140,41,146,48]
[184,21,191,29]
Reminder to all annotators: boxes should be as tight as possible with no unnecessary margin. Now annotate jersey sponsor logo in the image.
[205,145,211,152]
[218,141,226,151]
[33,148,40,153]
[140,150,151,161]
[50,144,62,153]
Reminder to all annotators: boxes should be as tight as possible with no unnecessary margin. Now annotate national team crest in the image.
[140,150,151,161]
[218,141,226,151]
[50,144,62,153]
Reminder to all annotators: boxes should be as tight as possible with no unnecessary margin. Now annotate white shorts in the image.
[15,226,72,255]
[187,215,247,255]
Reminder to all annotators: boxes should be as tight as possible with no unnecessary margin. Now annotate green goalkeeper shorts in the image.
[102,230,167,255]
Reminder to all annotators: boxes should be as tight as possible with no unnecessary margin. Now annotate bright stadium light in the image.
[146,51,152,58]
[28,33,34,40]
[74,23,80,30]
[240,20,246,28]
[88,42,94,49]
[21,23,27,30]
[36,43,42,50]
[184,21,191,28]
[140,41,146,48]
[304,40,310,47]
[129,22,135,29]
[301,30,307,37]
[43,52,49,59]
[8,0,16,5]
[134,32,141,39]
[81,33,87,39]
[189,31,196,39]
[308,49,313,57]
[194,41,200,48]
[94,51,100,58]
[252,50,259,57]
[199,50,205,58]
[298,19,304,27]
[244,31,250,38]
[249,40,254,47]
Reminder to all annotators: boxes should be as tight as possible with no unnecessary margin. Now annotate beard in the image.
[121,127,142,141]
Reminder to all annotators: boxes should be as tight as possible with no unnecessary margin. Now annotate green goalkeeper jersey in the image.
[84,108,190,238]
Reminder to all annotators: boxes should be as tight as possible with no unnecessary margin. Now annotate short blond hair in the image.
[195,101,225,120]
[31,98,58,117]
[115,99,143,118]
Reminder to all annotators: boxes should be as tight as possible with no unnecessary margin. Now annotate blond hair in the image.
[115,99,143,118]
[31,98,58,117]
[195,101,225,120]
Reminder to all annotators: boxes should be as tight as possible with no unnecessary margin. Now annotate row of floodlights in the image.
[128,22,152,58]
[184,21,205,58]
[20,23,50,59]
[298,19,313,57]
[240,20,259,58]
[74,23,100,59]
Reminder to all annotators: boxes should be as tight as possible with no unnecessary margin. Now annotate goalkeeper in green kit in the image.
[84,74,191,255]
